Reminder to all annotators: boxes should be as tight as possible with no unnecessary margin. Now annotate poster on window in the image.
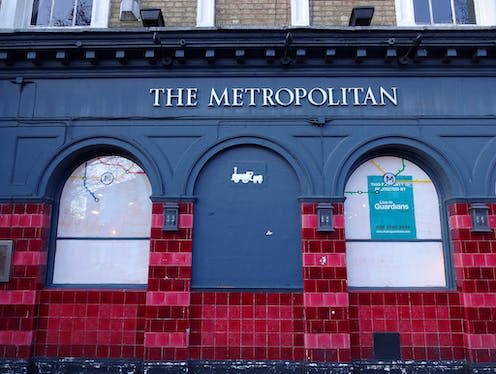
[367,175,416,239]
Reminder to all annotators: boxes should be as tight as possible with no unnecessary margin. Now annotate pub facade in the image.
[0,1,496,373]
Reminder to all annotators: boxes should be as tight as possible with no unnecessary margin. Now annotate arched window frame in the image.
[47,155,152,287]
[344,155,454,289]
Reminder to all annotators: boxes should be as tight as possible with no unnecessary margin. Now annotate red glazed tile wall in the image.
[0,203,51,359]
[144,202,193,361]
[349,291,465,360]
[34,290,146,358]
[189,292,305,361]
[301,202,350,362]
[449,202,496,362]
[2,200,496,365]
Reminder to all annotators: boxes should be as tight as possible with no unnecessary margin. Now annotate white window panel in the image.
[291,0,309,26]
[53,240,150,284]
[347,241,446,288]
[197,0,214,27]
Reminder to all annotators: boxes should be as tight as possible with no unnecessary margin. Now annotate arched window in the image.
[344,156,446,288]
[51,156,152,285]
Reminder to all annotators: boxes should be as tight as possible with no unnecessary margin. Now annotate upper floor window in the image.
[31,0,92,26]
[0,0,110,28]
[51,156,152,286]
[414,0,475,24]
[395,0,496,25]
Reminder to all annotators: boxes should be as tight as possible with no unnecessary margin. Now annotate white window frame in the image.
[0,0,110,29]
[395,0,496,26]
[291,0,309,26]
[197,0,214,27]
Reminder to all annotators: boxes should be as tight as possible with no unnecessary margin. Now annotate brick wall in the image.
[216,0,290,27]
[311,0,396,26]
[109,0,196,28]
[107,0,397,28]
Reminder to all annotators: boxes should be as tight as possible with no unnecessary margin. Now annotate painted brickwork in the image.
[1,200,496,365]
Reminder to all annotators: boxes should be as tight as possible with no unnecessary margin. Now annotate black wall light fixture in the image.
[349,6,374,26]
[140,8,165,27]
[163,202,179,231]
[317,203,334,232]
[0,240,13,282]
[469,203,491,233]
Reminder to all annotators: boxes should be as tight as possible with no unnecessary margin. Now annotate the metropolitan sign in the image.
[149,86,399,108]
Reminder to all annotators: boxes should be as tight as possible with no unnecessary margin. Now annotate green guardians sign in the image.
[368,175,416,240]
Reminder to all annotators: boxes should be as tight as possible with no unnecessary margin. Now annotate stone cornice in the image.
[0,28,495,71]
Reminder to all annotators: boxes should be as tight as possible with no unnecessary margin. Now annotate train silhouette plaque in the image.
[230,166,264,184]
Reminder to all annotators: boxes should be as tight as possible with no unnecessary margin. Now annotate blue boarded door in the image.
[192,145,302,290]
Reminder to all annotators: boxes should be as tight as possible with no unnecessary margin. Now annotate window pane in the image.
[344,156,446,288]
[75,0,92,25]
[454,0,476,24]
[53,240,150,284]
[57,156,152,238]
[51,0,74,26]
[31,0,52,26]
[432,0,453,23]
[347,241,446,287]
[413,0,431,23]
[54,156,152,285]
[344,157,441,240]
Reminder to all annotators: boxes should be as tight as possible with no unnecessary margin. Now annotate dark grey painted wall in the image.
[1,74,495,201]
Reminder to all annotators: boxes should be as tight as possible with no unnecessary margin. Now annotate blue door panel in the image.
[192,145,302,290]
